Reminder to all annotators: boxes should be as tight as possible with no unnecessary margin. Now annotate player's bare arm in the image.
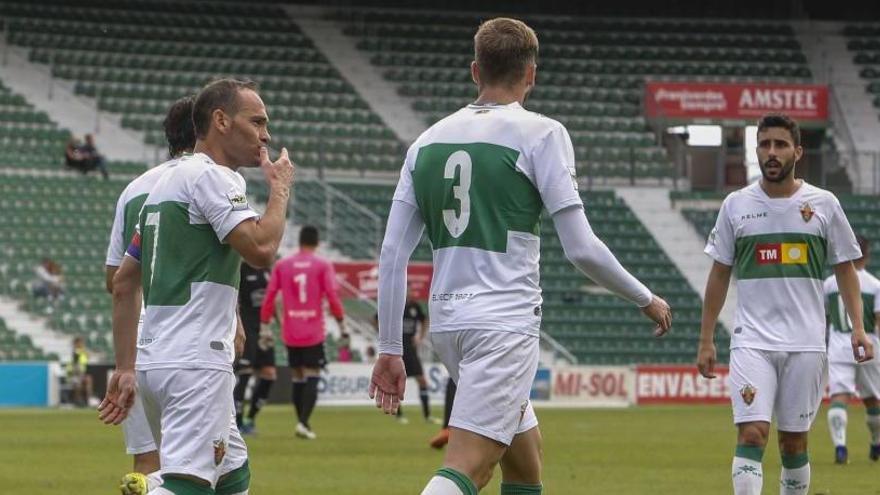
[99,255,142,425]
[834,261,875,362]
[235,311,246,358]
[697,261,732,378]
[105,265,118,294]
[226,147,295,268]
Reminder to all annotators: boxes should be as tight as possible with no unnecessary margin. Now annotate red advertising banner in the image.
[333,262,433,301]
[552,366,635,407]
[636,365,730,405]
[644,82,828,123]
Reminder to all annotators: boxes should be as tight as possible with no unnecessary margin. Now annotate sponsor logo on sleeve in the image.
[226,189,249,211]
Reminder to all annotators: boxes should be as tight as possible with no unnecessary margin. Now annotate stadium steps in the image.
[288,5,427,145]
[0,296,66,361]
[795,21,880,194]
[617,187,736,332]
[0,33,161,164]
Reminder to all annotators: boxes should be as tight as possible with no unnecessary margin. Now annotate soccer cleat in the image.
[835,445,848,464]
[240,420,256,436]
[870,444,880,461]
[119,472,148,495]
[429,428,450,449]
[426,416,443,425]
[295,422,317,440]
[397,416,410,425]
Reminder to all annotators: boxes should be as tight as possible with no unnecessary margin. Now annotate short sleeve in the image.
[392,144,418,207]
[105,189,127,266]
[529,124,583,215]
[192,167,259,242]
[826,196,861,265]
[704,197,735,266]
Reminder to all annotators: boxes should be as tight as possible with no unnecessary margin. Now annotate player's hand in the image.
[368,353,406,415]
[258,324,274,351]
[696,341,717,379]
[852,330,875,363]
[260,147,295,191]
[98,368,136,425]
[641,295,672,337]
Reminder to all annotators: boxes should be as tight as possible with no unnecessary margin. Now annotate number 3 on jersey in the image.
[442,150,471,238]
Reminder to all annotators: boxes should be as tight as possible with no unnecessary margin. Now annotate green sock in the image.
[215,460,250,495]
[501,482,543,494]
[436,467,478,495]
[161,477,215,495]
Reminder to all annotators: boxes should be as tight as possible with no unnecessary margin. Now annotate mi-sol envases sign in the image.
[644,82,828,125]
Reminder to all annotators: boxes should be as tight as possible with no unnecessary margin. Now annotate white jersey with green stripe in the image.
[106,158,178,268]
[824,269,880,363]
[106,158,179,326]
[136,152,259,371]
[705,181,861,352]
[393,102,583,335]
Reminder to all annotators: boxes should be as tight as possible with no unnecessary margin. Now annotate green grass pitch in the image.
[1,404,878,494]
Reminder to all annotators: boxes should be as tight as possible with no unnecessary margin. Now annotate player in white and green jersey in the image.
[99,79,295,495]
[104,95,195,495]
[369,19,672,495]
[824,235,880,464]
[698,114,874,495]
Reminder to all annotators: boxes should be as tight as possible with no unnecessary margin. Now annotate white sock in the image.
[780,464,810,495]
[866,409,880,444]
[827,405,848,447]
[422,476,465,495]
[732,456,763,495]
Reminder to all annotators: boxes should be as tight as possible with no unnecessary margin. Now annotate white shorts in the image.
[829,359,880,398]
[137,368,248,486]
[431,330,539,446]
[122,392,157,455]
[729,348,827,432]
[828,331,880,398]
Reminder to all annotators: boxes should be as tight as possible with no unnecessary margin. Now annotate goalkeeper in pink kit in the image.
[260,225,344,440]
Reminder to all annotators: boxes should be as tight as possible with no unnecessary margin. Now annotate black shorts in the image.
[236,329,276,371]
[402,339,423,377]
[287,343,326,369]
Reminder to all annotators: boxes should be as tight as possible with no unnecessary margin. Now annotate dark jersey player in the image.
[234,261,277,434]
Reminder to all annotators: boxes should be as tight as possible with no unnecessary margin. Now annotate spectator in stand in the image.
[32,257,64,302]
[64,134,109,179]
[80,134,109,180]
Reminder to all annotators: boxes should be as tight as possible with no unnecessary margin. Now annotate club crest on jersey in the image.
[799,202,814,223]
[740,384,757,406]
[213,439,227,466]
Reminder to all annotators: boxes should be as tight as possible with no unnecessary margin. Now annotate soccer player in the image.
[697,113,874,495]
[234,261,277,435]
[373,287,437,425]
[369,18,672,495]
[429,379,457,449]
[100,78,295,495]
[260,225,344,440]
[825,235,880,464]
[104,95,196,494]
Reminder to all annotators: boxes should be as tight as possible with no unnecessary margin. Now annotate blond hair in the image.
[474,18,539,87]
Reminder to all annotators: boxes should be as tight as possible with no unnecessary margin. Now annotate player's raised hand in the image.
[98,368,136,425]
[369,354,406,415]
[696,341,717,379]
[852,331,875,363]
[641,295,672,337]
[260,147,295,190]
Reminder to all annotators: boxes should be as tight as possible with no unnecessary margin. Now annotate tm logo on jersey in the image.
[755,243,808,265]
